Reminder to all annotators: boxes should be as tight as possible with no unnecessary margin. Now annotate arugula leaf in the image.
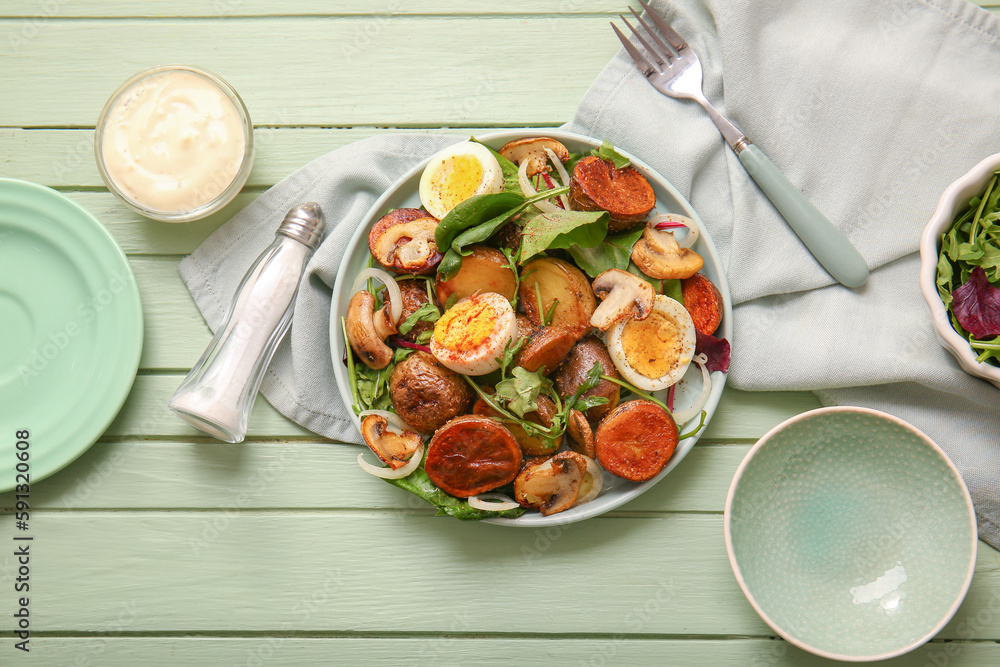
[518,209,608,263]
[591,140,631,169]
[568,226,644,277]
[355,362,394,412]
[398,301,440,334]
[496,337,528,379]
[384,464,524,520]
[495,366,547,417]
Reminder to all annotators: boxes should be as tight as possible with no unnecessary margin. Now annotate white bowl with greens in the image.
[920,153,1000,389]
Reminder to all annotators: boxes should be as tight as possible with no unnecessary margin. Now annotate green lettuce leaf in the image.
[518,210,608,263]
[568,226,644,277]
[384,465,525,520]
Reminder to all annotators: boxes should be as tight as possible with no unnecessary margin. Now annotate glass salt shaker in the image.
[168,202,324,443]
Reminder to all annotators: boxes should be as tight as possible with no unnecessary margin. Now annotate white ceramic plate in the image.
[330,129,732,526]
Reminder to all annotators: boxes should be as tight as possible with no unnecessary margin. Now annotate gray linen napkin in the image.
[180,0,1000,546]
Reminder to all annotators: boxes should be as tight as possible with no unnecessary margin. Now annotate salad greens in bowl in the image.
[330,129,733,526]
[920,152,1000,389]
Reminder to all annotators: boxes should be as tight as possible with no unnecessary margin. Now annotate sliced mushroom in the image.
[360,414,422,470]
[371,216,442,274]
[589,268,655,331]
[346,290,397,370]
[514,451,586,516]
[631,226,704,280]
[565,408,596,458]
[499,137,570,176]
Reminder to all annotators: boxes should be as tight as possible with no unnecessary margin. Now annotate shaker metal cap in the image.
[278,202,324,249]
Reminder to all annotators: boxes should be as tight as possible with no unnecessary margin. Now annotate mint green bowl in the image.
[724,407,977,661]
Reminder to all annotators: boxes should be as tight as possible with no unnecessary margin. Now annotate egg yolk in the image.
[429,155,484,213]
[621,311,683,379]
[434,299,496,353]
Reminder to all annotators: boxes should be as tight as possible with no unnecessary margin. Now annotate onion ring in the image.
[468,493,520,512]
[575,456,604,506]
[544,146,572,211]
[357,444,424,479]
[672,353,711,426]
[649,213,700,249]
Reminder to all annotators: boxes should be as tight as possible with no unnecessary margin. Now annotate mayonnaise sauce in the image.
[100,69,246,213]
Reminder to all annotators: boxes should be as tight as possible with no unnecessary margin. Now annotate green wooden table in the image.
[2,2,999,665]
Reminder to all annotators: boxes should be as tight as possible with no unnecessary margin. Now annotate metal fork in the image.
[614,0,869,288]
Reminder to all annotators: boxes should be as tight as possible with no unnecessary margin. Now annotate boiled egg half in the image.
[430,292,517,376]
[606,294,696,392]
[419,141,504,220]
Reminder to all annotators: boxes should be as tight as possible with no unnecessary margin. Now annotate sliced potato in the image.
[515,325,581,375]
[519,257,596,330]
[435,245,517,303]
[553,335,620,422]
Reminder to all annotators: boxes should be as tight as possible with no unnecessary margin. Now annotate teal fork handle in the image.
[737,144,869,288]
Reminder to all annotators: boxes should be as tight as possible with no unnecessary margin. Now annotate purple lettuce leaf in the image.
[695,331,730,373]
[952,267,1000,339]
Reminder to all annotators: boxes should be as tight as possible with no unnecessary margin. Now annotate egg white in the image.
[606,294,696,392]
[419,141,504,220]
[430,292,517,376]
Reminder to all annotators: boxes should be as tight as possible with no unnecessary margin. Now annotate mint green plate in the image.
[0,179,143,492]
[724,407,977,661]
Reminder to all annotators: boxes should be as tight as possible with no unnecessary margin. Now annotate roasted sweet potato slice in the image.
[570,156,655,232]
[595,400,678,482]
[681,273,723,336]
[473,395,561,456]
[425,415,522,497]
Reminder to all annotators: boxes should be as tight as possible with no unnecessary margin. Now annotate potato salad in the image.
[342,137,729,519]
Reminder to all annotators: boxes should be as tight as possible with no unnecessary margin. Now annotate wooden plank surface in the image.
[10,637,1000,667]
[3,2,1000,665]
[1,512,998,640]
[0,17,618,128]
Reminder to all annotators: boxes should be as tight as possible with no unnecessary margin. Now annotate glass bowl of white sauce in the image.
[95,65,255,222]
